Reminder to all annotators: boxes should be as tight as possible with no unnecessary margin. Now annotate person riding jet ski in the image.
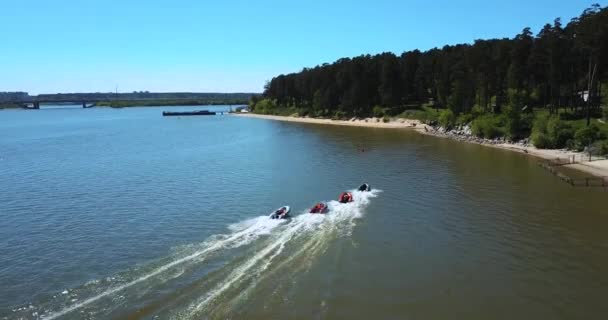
[270,206,290,219]
[338,192,353,203]
[309,202,328,214]
[358,183,371,192]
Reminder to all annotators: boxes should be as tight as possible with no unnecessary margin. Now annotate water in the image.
[1,106,607,319]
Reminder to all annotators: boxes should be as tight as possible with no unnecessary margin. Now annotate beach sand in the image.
[233,113,428,130]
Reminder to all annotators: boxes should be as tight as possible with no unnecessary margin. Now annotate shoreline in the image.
[233,113,608,178]
[233,113,428,129]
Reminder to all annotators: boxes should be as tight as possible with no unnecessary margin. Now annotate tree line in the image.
[253,5,607,124]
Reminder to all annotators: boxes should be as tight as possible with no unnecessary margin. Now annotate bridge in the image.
[19,99,99,109]
[1,92,253,109]
[15,98,177,109]
[9,98,222,109]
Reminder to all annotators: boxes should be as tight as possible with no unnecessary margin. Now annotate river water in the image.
[1,106,607,319]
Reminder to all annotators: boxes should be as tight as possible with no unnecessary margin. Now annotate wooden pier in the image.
[537,160,608,189]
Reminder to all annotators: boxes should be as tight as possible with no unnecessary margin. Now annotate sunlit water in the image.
[1,106,607,319]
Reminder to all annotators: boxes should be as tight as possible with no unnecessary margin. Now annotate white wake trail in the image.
[183,189,380,318]
[41,189,380,320]
[41,216,285,320]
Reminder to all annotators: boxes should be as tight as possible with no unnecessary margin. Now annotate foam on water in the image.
[180,189,380,319]
[35,189,379,320]
[38,216,287,319]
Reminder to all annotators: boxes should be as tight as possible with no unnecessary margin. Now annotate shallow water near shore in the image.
[1,106,607,319]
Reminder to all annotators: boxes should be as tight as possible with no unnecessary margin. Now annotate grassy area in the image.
[397,106,439,123]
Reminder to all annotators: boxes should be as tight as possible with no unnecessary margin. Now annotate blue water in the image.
[1,106,607,319]
[1,107,270,302]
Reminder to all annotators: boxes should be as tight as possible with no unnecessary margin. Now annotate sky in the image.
[0,0,602,94]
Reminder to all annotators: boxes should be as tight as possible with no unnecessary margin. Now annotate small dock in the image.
[538,159,608,189]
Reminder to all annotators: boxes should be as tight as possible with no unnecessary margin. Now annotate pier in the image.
[538,159,608,189]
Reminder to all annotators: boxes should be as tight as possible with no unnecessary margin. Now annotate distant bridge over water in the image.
[1,92,255,109]
[18,99,100,109]
[15,98,213,109]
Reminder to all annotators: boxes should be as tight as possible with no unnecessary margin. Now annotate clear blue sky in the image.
[0,0,601,94]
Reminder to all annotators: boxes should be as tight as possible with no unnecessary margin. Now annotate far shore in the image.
[233,113,608,179]
[0,102,247,110]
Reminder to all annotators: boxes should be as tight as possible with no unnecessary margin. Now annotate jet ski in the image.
[270,206,290,219]
[338,192,353,203]
[309,202,328,214]
[358,183,371,192]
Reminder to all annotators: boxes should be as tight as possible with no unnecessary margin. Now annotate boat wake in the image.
[176,189,379,319]
[20,189,380,320]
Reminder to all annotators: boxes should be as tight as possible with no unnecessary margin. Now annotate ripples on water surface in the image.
[1,106,607,319]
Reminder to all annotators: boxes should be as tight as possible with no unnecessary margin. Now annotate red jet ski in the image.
[338,192,353,203]
[309,202,328,214]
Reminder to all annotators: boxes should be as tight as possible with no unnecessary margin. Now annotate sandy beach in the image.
[233,113,428,130]
[234,113,608,178]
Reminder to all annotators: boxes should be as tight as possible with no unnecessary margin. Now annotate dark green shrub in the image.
[503,105,522,140]
[559,111,579,121]
[314,109,331,118]
[574,125,601,150]
[383,116,390,123]
[531,131,552,149]
[532,115,574,149]
[472,115,503,139]
[252,98,277,114]
[373,105,384,118]
[421,107,439,124]
[519,112,534,137]
[456,113,474,126]
[593,140,608,156]
[470,105,484,119]
[532,114,549,135]
[507,88,527,110]
[399,110,417,118]
[438,109,455,129]
[546,118,573,148]
[333,110,348,120]
[384,105,405,116]
[559,110,602,120]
